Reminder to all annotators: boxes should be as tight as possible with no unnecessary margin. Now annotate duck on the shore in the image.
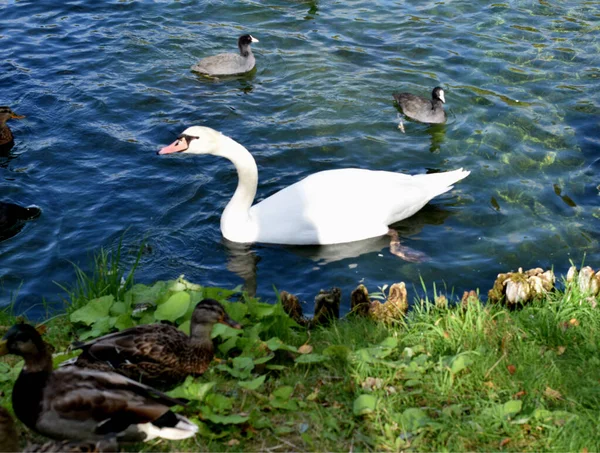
[0,106,25,154]
[0,323,198,443]
[158,126,469,253]
[0,202,41,243]
[70,298,241,389]
[393,87,446,132]
[191,34,259,76]
[0,406,118,453]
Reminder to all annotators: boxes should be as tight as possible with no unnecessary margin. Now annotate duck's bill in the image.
[221,316,242,329]
[10,112,25,119]
[158,139,188,155]
[0,340,7,356]
[250,36,259,43]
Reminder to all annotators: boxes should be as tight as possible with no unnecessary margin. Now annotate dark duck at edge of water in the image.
[0,202,41,243]
[69,298,241,390]
[0,106,25,155]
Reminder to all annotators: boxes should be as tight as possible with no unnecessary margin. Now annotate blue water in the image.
[1,0,599,317]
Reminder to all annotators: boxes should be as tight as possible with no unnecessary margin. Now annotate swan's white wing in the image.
[250,168,468,245]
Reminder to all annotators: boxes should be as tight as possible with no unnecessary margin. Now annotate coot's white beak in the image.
[439,91,446,104]
[250,35,259,43]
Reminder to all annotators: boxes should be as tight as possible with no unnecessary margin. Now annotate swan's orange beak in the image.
[158,138,188,155]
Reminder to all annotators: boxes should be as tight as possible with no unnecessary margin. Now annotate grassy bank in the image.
[1,250,600,452]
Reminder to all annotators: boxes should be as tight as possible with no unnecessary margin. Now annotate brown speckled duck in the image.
[0,324,198,443]
[71,298,241,389]
[0,106,24,152]
[0,406,118,453]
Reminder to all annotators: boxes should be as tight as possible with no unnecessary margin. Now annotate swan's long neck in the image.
[217,134,258,240]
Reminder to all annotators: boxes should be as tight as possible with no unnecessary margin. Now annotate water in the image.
[1,0,599,317]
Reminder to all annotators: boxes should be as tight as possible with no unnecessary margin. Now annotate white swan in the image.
[158,126,470,247]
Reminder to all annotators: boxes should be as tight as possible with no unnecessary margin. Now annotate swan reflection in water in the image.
[223,204,452,296]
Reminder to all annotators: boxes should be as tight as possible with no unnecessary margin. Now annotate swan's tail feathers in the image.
[138,412,199,441]
[420,168,470,198]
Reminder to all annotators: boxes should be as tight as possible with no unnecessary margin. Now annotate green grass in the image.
[2,246,600,452]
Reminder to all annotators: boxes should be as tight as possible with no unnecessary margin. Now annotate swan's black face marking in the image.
[178,134,199,144]
[174,134,199,151]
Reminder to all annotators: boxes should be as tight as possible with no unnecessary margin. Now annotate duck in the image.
[0,106,24,152]
[70,298,241,390]
[0,407,118,453]
[0,323,198,443]
[393,87,446,132]
[191,34,259,76]
[158,126,469,250]
[0,202,41,243]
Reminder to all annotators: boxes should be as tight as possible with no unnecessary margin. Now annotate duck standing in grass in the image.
[0,324,198,444]
[70,298,241,389]
[0,106,25,154]
[0,406,118,452]
[191,34,259,76]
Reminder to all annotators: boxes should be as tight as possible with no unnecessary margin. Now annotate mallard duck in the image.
[0,406,18,453]
[0,106,25,152]
[71,298,241,389]
[158,126,469,248]
[0,406,118,453]
[393,87,446,132]
[0,324,198,443]
[191,34,259,76]
[0,202,41,243]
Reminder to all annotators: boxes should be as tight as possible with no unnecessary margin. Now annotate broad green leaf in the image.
[114,313,134,330]
[265,337,297,352]
[272,386,294,400]
[201,410,249,425]
[379,337,398,349]
[353,394,377,416]
[218,336,239,355]
[238,375,266,390]
[70,295,114,326]
[295,353,327,364]
[127,281,170,304]
[400,408,430,431]
[211,323,243,340]
[109,301,128,316]
[206,394,233,412]
[502,400,523,417]
[253,354,274,365]
[79,316,112,340]
[154,292,190,322]
[451,354,474,375]
[216,356,254,379]
[167,377,214,401]
[223,301,248,322]
[248,301,276,319]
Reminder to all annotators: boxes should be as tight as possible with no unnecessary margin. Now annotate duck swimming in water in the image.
[191,34,259,76]
[0,106,25,154]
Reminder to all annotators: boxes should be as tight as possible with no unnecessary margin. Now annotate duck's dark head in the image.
[238,34,259,56]
[0,106,25,125]
[0,323,49,366]
[432,87,445,104]
[191,298,241,329]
